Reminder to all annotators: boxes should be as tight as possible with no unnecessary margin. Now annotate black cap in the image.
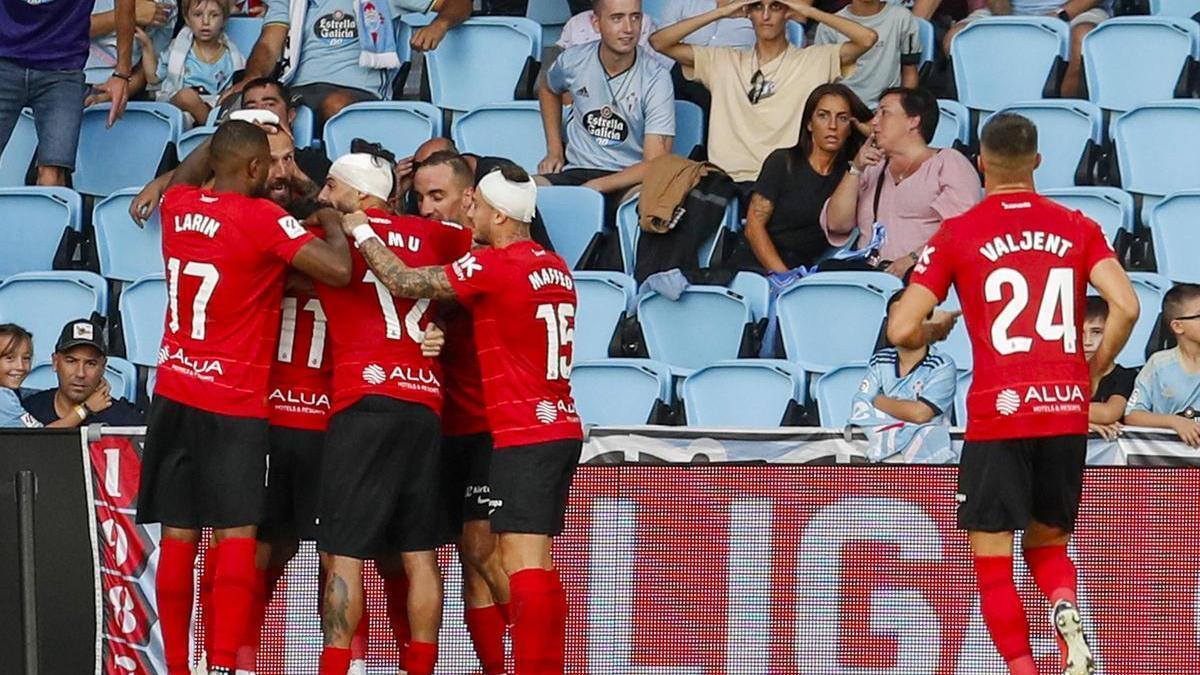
[56,317,106,356]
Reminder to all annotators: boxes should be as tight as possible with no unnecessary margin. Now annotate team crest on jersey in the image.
[995,388,1021,416]
[859,378,872,394]
[452,252,481,280]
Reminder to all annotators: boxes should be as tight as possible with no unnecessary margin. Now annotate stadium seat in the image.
[673,100,704,158]
[0,272,108,359]
[787,20,806,47]
[0,187,81,278]
[574,271,634,361]
[615,194,737,276]
[814,363,870,428]
[682,360,805,427]
[981,100,1103,188]
[408,16,540,112]
[642,0,668,23]
[203,104,316,148]
[1119,272,1172,367]
[93,189,164,283]
[1150,0,1200,16]
[1081,17,1200,113]
[146,367,157,400]
[538,186,604,269]
[119,274,166,367]
[637,285,754,374]
[323,101,442,161]
[1110,101,1200,207]
[1150,190,1200,284]
[225,16,262,57]
[177,127,215,160]
[730,272,770,322]
[933,99,970,148]
[526,0,571,45]
[22,356,138,401]
[451,101,543,174]
[954,370,972,426]
[776,272,902,376]
[0,109,36,187]
[74,102,184,197]
[1043,186,1135,246]
[917,17,936,76]
[937,288,972,371]
[572,358,673,426]
[951,17,1068,112]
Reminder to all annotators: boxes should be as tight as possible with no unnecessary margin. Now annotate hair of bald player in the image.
[979,113,1039,179]
[210,120,270,175]
[416,150,474,189]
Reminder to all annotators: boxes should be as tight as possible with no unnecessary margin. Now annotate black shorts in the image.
[440,432,494,538]
[489,439,582,536]
[539,168,614,186]
[291,83,377,123]
[956,434,1088,533]
[136,395,269,529]
[316,396,443,558]
[259,425,324,542]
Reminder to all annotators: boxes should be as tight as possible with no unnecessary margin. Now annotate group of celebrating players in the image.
[135,116,581,675]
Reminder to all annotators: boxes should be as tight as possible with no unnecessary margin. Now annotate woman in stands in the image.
[727,83,873,274]
[0,324,111,428]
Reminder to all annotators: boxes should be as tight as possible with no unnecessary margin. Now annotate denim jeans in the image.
[0,58,87,171]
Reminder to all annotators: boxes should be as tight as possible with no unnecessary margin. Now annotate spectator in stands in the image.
[537,0,676,198]
[139,0,243,124]
[556,6,673,69]
[727,83,872,273]
[657,1,757,112]
[21,319,144,426]
[0,0,134,186]
[1085,295,1136,441]
[943,0,1109,98]
[813,0,921,109]
[222,0,470,123]
[85,0,176,108]
[1125,284,1200,448]
[822,87,980,278]
[0,323,115,429]
[650,0,878,192]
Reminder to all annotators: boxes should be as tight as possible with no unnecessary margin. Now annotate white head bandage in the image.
[477,169,537,223]
[329,152,394,202]
[229,109,281,126]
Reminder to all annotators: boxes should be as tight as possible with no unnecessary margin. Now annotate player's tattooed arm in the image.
[358,238,458,301]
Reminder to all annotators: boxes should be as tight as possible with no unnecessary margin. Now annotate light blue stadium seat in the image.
[642,0,668,23]
[616,194,737,276]
[683,360,805,427]
[538,186,604,269]
[146,367,157,399]
[94,189,164,283]
[119,274,166,367]
[776,272,902,376]
[1150,190,1200,284]
[177,127,215,160]
[982,100,1102,188]
[225,16,262,57]
[637,285,753,374]
[787,20,806,47]
[1150,0,1200,16]
[408,16,540,112]
[673,100,704,158]
[0,187,81,278]
[0,272,108,359]
[730,272,770,322]
[75,103,183,196]
[0,109,36,187]
[324,101,442,161]
[1082,17,1200,113]
[937,287,972,371]
[1111,101,1200,207]
[572,358,673,426]
[526,0,571,45]
[954,370,972,426]
[933,99,970,148]
[23,356,138,401]
[574,271,634,361]
[1043,186,1134,246]
[917,17,936,75]
[1123,272,1172,367]
[452,101,543,174]
[951,18,1068,112]
[814,363,870,428]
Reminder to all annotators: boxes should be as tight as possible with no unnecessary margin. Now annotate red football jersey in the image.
[317,209,472,415]
[267,283,332,432]
[156,185,314,418]
[910,192,1116,441]
[444,240,583,449]
[440,303,490,437]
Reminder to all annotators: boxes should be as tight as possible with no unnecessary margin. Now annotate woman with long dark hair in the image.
[729,82,873,273]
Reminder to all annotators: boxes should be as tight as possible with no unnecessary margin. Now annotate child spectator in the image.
[813,0,922,109]
[1125,283,1200,448]
[0,324,111,429]
[141,0,245,124]
[1084,296,1137,441]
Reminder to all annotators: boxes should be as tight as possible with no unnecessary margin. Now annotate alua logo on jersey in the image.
[535,399,576,424]
[158,346,224,376]
[361,364,440,387]
[995,385,1086,416]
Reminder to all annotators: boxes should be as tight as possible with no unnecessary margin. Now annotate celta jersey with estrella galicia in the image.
[443,241,583,449]
[910,192,1116,441]
[315,209,472,415]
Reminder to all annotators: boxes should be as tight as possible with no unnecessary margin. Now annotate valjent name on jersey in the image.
[979,231,1074,263]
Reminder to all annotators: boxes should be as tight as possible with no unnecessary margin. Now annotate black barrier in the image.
[0,430,97,674]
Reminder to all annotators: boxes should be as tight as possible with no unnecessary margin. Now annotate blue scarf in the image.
[354,0,401,69]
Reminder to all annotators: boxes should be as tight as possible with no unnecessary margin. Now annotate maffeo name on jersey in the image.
[528,267,574,291]
[174,213,221,238]
[979,231,1074,263]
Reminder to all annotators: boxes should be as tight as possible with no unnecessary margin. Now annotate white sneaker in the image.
[1053,600,1095,675]
[347,659,367,675]
[192,652,209,675]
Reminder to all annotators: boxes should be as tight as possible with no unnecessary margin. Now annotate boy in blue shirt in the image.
[141,0,244,124]
[1125,283,1200,448]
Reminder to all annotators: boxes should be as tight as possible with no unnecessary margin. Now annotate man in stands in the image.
[136,120,352,675]
[888,113,1139,675]
[537,0,676,198]
[347,164,583,672]
[312,150,473,675]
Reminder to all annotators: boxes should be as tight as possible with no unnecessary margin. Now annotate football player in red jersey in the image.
[348,164,583,673]
[312,151,473,675]
[136,120,353,675]
[888,114,1139,675]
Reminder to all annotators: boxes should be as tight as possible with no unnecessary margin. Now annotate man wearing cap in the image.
[348,163,583,673]
[312,151,473,675]
[21,318,144,426]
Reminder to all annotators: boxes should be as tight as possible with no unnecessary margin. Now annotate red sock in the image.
[200,541,220,656]
[509,568,563,674]
[465,605,508,674]
[209,538,258,670]
[1025,544,1079,667]
[405,641,438,675]
[497,601,511,625]
[974,555,1036,675]
[550,569,568,660]
[350,600,369,660]
[157,538,198,675]
[382,573,410,661]
[236,568,268,672]
[318,646,351,675]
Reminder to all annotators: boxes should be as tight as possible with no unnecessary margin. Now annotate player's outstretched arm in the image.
[1088,258,1139,388]
[358,238,457,301]
[886,285,959,349]
[290,208,352,288]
